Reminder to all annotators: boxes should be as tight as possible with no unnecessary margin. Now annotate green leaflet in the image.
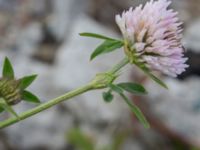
[119,93,150,129]
[3,57,14,79]
[148,73,168,89]
[80,32,119,41]
[22,91,41,103]
[108,84,123,94]
[139,65,168,89]
[90,40,124,60]
[80,32,124,61]
[102,91,114,103]
[19,74,37,90]
[117,82,147,95]
[106,83,149,128]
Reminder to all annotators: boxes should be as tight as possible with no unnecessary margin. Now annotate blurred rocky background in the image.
[0,0,200,150]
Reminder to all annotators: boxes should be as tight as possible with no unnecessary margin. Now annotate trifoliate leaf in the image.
[90,40,124,60]
[117,82,147,95]
[3,57,14,79]
[120,93,150,128]
[102,91,114,103]
[80,32,120,41]
[22,91,40,103]
[19,74,37,89]
[0,98,19,119]
[108,84,123,94]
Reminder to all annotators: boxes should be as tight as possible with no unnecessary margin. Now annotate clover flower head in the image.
[116,0,188,77]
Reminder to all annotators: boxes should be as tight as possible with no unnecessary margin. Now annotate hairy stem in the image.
[0,84,93,129]
[0,57,129,129]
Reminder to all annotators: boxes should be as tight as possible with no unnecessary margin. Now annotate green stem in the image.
[109,57,129,74]
[0,84,93,129]
[0,57,129,129]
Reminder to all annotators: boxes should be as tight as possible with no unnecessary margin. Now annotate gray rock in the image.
[145,76,200,144]
[183,19,200,52]
[49,0,89,41]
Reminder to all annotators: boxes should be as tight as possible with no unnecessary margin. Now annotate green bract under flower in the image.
[123,40,144,66]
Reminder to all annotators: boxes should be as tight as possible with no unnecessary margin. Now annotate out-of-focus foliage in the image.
[67,128,126,150]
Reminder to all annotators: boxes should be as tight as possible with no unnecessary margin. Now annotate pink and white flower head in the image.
[115,0,188,77]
